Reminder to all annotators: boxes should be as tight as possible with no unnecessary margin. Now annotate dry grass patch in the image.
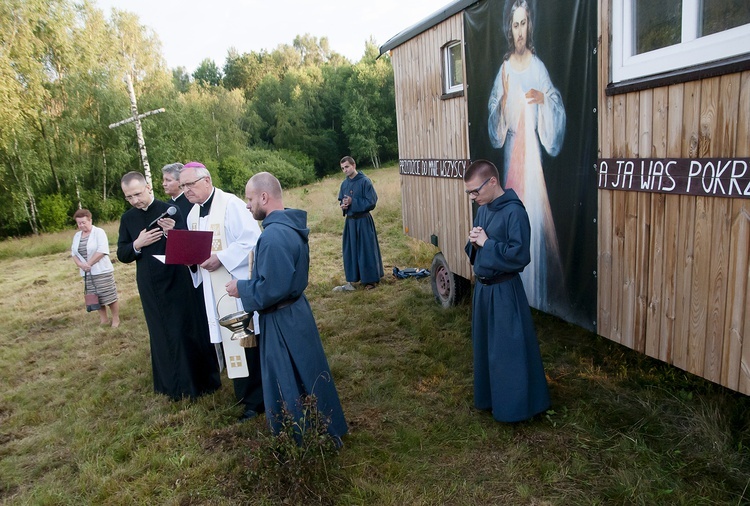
[1,165,749,505]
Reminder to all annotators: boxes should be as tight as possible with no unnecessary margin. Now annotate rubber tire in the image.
[430,253,469,308]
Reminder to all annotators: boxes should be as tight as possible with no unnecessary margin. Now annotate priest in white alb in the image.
[180,161,264,422]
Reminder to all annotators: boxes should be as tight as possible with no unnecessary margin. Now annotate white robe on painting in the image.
[488,54,566,311]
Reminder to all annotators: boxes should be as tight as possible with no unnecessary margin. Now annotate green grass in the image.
[1,165,749,505]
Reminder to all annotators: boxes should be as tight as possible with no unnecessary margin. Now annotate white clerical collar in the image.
[172,192,184,201]
[143,196,156,211]
[200,188,216,207]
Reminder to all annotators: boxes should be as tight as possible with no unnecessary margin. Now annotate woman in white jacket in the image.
[71,209,120,327]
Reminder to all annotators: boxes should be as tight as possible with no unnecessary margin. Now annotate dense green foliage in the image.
[0,0,397,237]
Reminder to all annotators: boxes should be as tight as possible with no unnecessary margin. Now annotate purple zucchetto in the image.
[182,161,206,169]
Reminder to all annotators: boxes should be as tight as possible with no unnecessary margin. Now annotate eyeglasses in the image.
[179,176,206,190]
[465,177,493,196]
[124,191,145,201]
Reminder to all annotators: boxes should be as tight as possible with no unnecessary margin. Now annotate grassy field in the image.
[1,165,749,505]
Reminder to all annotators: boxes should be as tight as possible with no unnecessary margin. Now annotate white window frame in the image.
[611,0,750,83]
[443,40,464,95]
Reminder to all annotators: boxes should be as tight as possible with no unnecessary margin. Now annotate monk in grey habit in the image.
[227,172,348,443]
[333,156,384,292]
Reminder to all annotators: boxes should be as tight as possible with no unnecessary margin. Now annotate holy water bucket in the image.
[217,295,257,348]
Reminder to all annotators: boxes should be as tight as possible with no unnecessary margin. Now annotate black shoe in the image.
[238,408,259,422]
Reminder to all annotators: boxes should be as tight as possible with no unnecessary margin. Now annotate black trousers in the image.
[232,346,264,411]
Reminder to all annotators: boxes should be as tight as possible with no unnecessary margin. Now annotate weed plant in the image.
[1,165,749,505]
[243,394,345,504]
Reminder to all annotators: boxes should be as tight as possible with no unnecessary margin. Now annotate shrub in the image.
[243,394,346,504]
[78,190,126,223]
[37,194,73,232]
[218,149,318,196]
[275,149,316,180]
[98,197,126,223]
[217,155,253,196]
[246,149,316,191]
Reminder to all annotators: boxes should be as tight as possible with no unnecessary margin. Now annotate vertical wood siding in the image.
[390,1,749,395]
[390,13,474,280]
[598,0,750,393]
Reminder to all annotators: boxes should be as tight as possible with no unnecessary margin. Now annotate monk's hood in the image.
[262,208,310,243]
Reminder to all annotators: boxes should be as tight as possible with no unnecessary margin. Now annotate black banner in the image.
[598,158,750,198]
[465,0,598,330]
[399,159,470,179]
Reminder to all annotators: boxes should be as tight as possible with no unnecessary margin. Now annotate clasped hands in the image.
[340,195,351,210]
[468,226,488,248]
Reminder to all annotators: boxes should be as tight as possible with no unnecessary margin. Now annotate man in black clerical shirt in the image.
[117,171,220,400]
[161,162,194,219]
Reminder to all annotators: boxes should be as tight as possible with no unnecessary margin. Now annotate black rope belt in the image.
[258,296,301,315]
[476,272,516,285]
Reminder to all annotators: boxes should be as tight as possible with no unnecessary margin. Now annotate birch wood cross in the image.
[109,72,165,188]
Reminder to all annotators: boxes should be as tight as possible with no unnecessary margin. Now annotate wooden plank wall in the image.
[390,13,474,280]
[598,0,750,394]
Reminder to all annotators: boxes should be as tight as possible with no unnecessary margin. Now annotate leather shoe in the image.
[238,408,259,422]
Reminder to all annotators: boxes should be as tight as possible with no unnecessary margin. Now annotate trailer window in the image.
[611,0,750,83]
[442,40,464,97]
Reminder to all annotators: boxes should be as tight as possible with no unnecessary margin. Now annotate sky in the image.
[94,0,450,72]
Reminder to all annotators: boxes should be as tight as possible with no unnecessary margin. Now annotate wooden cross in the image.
[109,72,165,188]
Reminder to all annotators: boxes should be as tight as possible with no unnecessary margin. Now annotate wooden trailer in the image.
[380,0,750,394]
[384,4,475,308]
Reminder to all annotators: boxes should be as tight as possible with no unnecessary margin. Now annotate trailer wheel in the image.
[430,253,469,308]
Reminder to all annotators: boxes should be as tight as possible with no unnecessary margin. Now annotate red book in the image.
[164,229,213,265]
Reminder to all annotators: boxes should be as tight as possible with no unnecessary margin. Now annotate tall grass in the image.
[1,165,749,505]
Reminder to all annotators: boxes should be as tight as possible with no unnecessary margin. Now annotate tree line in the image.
[0,0,397,237]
